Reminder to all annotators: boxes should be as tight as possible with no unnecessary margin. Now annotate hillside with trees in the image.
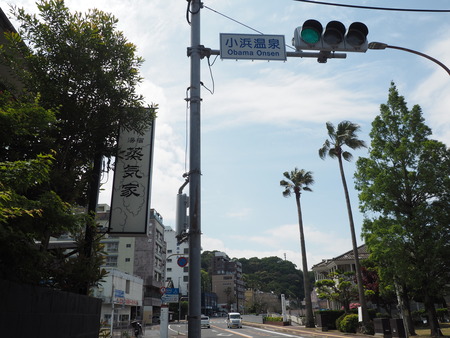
[201,251,313,303]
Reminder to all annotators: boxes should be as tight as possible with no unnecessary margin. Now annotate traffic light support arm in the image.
[368,42,450,76]
[386,45,450,76]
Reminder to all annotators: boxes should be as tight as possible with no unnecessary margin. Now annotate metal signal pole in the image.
[188,0,202,336]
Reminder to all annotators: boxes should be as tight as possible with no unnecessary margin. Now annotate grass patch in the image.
[414,323,450,337]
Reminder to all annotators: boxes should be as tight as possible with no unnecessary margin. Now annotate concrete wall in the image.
[1,279,102,338]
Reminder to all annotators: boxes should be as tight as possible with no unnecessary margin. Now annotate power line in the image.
[203,5,264,35]
[294,0,450,12]
[203,5,296,50]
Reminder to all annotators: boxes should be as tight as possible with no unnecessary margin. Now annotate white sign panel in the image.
[109,120,155,235]
[161,294,179,303]
[220,33,286,61]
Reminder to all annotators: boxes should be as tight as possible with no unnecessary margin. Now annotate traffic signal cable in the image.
[294,0,450,12]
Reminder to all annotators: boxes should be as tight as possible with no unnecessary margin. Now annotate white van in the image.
[226,312,242,328]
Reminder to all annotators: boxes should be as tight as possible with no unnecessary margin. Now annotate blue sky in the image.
[3,0,450,269]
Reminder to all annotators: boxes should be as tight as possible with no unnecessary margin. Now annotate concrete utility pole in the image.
[188,0,202,336]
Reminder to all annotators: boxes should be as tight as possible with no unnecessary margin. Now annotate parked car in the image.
[226,312,242,328]
[201,315,211,328]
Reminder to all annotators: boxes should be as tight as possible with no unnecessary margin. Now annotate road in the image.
[144,317,305,337]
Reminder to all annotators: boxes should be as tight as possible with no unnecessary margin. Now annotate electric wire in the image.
[203,5,296,51]
[203,5,265,35]
[294,0,450,12]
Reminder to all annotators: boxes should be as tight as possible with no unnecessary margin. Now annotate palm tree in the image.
[318,121,370,330]
[280,168,315,328]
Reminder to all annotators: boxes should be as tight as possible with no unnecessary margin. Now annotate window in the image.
[106,242,119,253]
[120,314,129,322]
[126,280,130,294]
[167,249,172,253]
[125,258,131,262]
[183,267,189,273]
[126,244,131,248]
[183,248,189,254]
[183,276,189,282]
[167,268,172,272]
[105,256,117,267]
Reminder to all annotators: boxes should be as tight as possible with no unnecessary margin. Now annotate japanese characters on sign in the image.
[109,120,155,235]
[220,33,287,61]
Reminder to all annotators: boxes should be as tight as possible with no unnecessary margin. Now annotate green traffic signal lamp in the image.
[300,19,323,44]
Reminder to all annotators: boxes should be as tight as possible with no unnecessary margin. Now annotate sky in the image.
[2,0,449,270]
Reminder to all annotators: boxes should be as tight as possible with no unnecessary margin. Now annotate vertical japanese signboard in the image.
[109,120,155,235]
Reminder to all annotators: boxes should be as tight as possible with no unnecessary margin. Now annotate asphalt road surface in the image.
[144,317,305,337]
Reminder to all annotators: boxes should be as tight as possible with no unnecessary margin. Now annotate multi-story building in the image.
[96,204,166,323]
[211,252,245,313]
[92,268,143,326]
[311,244,369,310]
[311,244,369,281]
[164,226,189,296]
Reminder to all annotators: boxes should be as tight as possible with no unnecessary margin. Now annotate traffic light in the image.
[293,19,368,52]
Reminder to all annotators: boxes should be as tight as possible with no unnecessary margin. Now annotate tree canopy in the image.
[355,82,450,336]
[0,0,156,293]
[1,0,156,205]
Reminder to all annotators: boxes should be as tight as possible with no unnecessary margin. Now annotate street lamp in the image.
[368,42,450,76]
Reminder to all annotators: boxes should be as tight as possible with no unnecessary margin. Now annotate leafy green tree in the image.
[0,91,106,292]
[0,91,56,162]
[201,269,211,292]
[315,271,359,313]
[319,121,371,331]
[355,82,450,336]
[280,168,315,328]
[1,0,156,294]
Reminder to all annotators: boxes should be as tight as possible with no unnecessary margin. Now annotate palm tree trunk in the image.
[295,192,315,328]
[337,156,370,330]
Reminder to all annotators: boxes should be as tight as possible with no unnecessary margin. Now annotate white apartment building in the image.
[96,204,166,323]
[92,268,143,326]
[164,226,189,296]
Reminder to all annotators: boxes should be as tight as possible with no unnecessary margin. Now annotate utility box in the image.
[374,318,391,337]
[390,319,406,338]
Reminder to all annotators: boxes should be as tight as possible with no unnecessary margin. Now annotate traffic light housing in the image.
[293,19,368,52]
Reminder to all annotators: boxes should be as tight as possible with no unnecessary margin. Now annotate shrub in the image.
[335,313,346,331]
[339,314,359,333]
[263,316,283,322]
[437,308,449,323]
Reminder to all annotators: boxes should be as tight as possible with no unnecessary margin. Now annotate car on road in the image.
[201,315,211,328]
[226,312,242,328]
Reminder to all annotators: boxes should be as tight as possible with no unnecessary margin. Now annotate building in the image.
[311,244,369,281]
[0,8,24,94]
[211,252,245,313]
[244,289,281,314]
[311,244,369,310]
[96,204,166,323]
[164,226,189,296]
[92,268,143,327]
